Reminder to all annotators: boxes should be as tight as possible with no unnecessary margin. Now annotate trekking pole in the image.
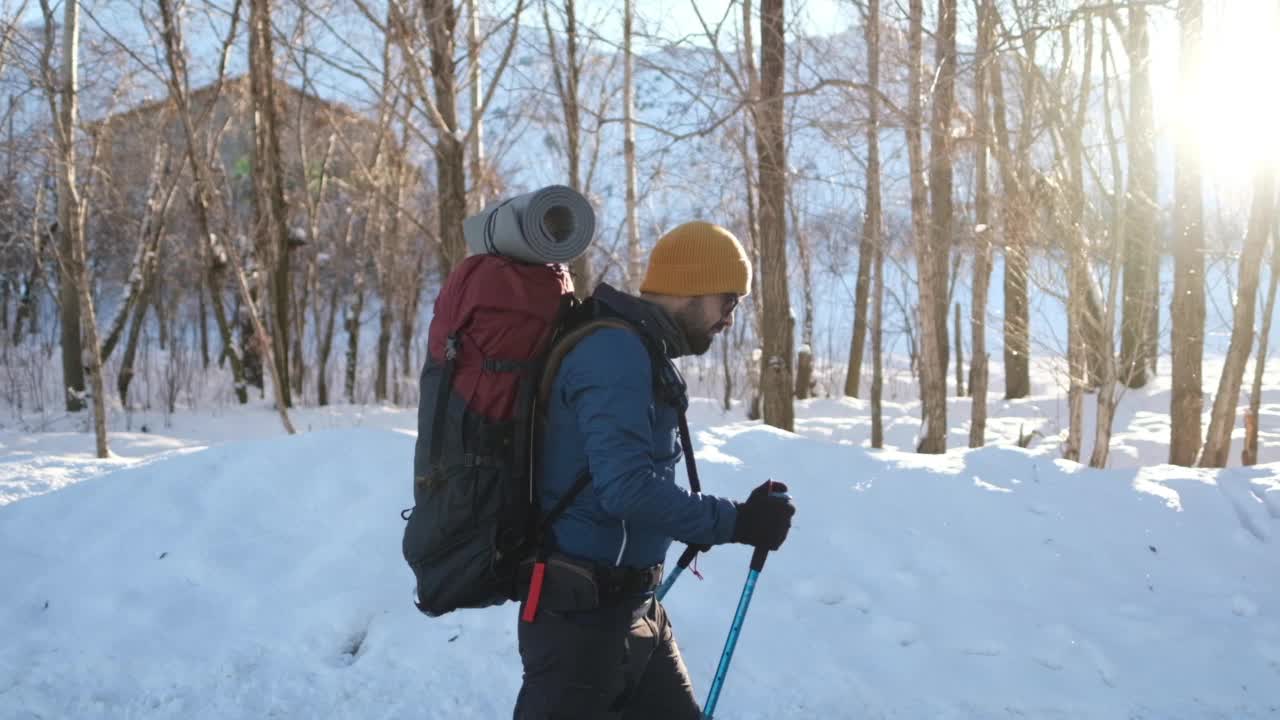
[702,543,769,720]
[702,482,788,719]
[656,545,700,601]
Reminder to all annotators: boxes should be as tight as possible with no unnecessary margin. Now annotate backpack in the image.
[401,256,695,617]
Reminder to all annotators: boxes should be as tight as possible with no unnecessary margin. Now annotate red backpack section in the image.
[426,255,575,421]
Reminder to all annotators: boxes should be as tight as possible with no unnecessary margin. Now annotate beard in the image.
[674,303,716,356]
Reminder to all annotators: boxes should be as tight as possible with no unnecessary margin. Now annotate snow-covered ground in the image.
[2,358,1279,718]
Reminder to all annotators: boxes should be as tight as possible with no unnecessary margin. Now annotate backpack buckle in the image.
[445,335,461,361]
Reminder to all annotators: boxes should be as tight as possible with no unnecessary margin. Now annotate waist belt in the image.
[596,563,664,601]
[519,553,663,621]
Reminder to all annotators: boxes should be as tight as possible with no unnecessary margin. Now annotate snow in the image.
[2,363,1280,718]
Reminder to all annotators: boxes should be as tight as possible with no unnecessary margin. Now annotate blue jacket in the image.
[537,284,738,568]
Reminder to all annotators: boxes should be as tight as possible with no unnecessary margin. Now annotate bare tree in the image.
[1243,231,1278,466]
[156,0,250,405]
[249,0,294,407]
[1200,169,1276,467]
[913,0,953,452]
[40,0,107,454]
[871,216,884,448]
[1088,28,1128,469]
[791,191,814,400]
[383,0,524,281]
[927,0,956,392]
[1060,13,1094,462]
[758,0,793,431]
[542,0,584,291]
[738,0,765,421]
[1169,0,1205,466]
[859,0,884,428]
[623,0,641,292]
[466,0,485,212]
[1118,5,1158,388]
[954,302,963,396]
[990,6,1035,400]
[968,0,993,447]
[40,0,85,414]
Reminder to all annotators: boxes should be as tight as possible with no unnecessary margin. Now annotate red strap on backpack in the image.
[521,561,547,623]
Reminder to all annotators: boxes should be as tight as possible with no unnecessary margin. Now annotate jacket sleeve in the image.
[558,328,738,546]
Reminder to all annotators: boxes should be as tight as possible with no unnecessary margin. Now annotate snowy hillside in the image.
[2,366,1279,718]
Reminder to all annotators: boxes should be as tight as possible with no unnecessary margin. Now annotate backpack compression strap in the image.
[427,334,461,473]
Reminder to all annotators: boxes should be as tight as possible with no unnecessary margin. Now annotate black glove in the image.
[731,480,795,550]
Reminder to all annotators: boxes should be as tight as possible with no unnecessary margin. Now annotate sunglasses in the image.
[719,294,740,317]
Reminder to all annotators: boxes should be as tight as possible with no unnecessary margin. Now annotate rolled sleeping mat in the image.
[463,185,596,265]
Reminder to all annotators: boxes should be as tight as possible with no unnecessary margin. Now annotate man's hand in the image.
[731,480,796,551]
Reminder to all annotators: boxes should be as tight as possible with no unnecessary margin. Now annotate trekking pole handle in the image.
[749,483,789,572]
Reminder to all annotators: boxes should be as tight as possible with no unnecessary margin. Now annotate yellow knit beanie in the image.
[639,221,752,297]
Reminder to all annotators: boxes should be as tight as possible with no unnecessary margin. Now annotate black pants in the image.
[513,597,702,719]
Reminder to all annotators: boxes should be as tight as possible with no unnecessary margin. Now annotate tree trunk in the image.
[345,285,364,404]
[198,280,209,369]
[792,196,814,400]
[1063,16,1096,462]
[292,260,310,402]
[467,0,486,214]
[316,284,339,407]
[623,0,641,292]
[13,271,34,345]
[1200,169,1276,467]
[47,0,85,414]
[912,0,948,452]
[1089,33,1127,469]
[1242,239,1278,466]
[871,226,885,449]
[954,302,964,396]
[845,250,872,396]
[988,21,1032,400]
[117,276,151,409]
[47,0,106,453]
[927,0,956,393]
[1084,277,1107,387]
[757,0,793,431]
[1120,6,1157,389]
[227,232,297,433]
[154,275,169,351]
[968,0,992,447]
[0,278,8,334]
[1169,0,1206,466]
[375,304,392,403]
[740,0,763,422]
[425,0,468,281]
[721,326,734,412]
[846,0,879,400]
[249,0,292,407]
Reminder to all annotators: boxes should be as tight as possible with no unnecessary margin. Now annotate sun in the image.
[1179,0,1280,190]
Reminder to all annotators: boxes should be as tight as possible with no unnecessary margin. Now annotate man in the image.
[515,220,797,719]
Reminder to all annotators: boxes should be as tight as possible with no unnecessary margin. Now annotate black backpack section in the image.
[402,271,703,618]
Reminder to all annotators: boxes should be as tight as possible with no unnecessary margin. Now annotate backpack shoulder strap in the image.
[537,317,639,412]
[535,316,701,497]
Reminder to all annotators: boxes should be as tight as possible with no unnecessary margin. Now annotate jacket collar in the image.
[590,283,692,359]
